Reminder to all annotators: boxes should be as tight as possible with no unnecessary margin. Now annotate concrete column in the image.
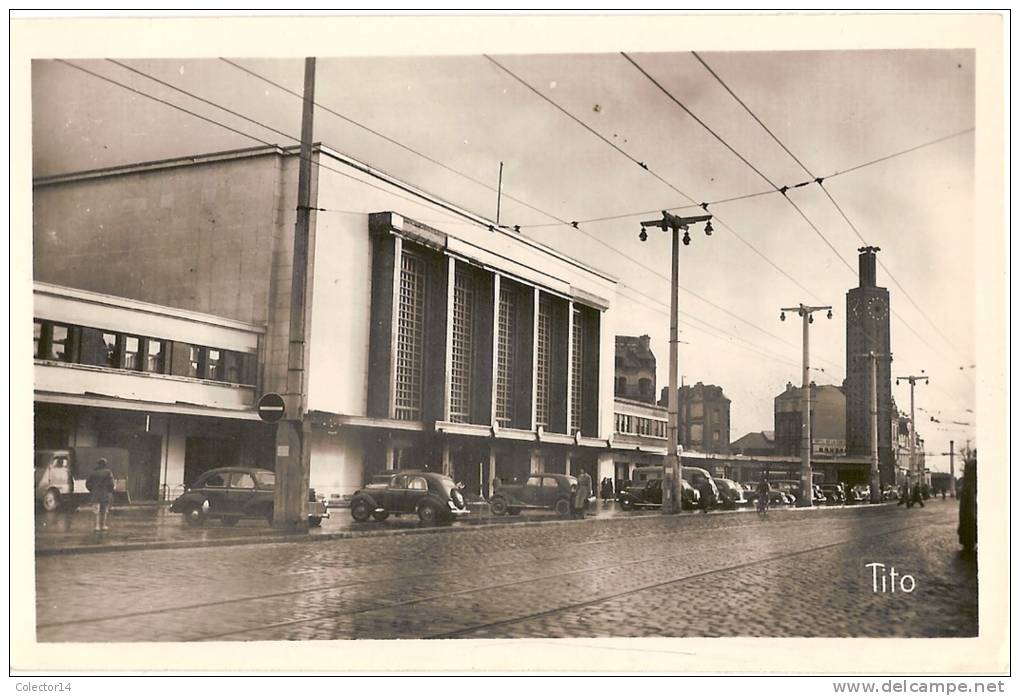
[530,449,544,474]
[441,441,453,478]
[564,451,572,476]
[487,446,497,498]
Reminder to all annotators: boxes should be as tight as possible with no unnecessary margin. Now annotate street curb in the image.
[34,501,899,557]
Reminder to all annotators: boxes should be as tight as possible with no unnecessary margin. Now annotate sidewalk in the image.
[33,499,659,556]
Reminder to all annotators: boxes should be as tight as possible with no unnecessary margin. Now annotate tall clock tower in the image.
[845,246,895,485]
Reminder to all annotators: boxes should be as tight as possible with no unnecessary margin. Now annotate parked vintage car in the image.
[349,470,468,525]
[848,484,871,504]
[714,477,750,509]
[819,483,847,505]
[489,473,589,517]
[681,466,721,509]
[169,467,328,527]
[618,478,700,511]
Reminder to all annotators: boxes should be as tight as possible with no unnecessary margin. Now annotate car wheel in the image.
[555,498,572,517]
[489,496,509,516]
[417,502,439,525]
[183,506,206,527]
[221,517,239,527]
[371,510,389,522]
[350,499,372,522]
[308,516,323,528]
[41,488,61,512]
[619,498,633,511]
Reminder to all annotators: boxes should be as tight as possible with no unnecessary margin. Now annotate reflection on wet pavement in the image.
[35,499,663,552]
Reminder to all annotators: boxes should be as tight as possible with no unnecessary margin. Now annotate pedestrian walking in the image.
[85,457,115,532]
[698,478,713,513]
[898,483,909,507]
[941,488,947,500]
[574,469,592,519]
[911,483,925,508]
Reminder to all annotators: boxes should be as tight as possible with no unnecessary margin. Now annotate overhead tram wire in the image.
[621,51,860,276]
[219,57,577,229]
[69,59,822,372]
[517,129,976,232]
[479,57,841,349]
[691,50,974,365]
[57,60,489,232]
[219,58,814,351]
[483,54,696,204]
[615,284,818,373]
[623,52,970,379]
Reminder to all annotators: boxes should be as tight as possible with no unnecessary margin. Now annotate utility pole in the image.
[780,303,832,507]
[854,351,890,504]
[949,439,956,498]
[638,211,713,513]
[896,373,929,488]
[275,56,316,528]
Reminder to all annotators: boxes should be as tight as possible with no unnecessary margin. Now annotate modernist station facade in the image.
[33,144,622,500]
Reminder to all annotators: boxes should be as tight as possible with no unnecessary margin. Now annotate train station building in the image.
[33,143,621,501]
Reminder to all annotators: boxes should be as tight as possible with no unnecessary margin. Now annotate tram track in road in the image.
[188,514,931,642]
[37,508,848,633]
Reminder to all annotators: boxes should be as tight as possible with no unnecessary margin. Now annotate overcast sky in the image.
[31,50,978,469]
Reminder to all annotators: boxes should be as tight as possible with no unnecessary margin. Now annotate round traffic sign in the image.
[257,392,286,423]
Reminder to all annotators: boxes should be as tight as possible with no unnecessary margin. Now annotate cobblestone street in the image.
[35,500,975,642]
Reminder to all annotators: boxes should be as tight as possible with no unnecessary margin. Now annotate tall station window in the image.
[449,269,475,423]
[570,307,583,433]
[395,252,426,420]
[495,286,516,427]
[535,296,553,428]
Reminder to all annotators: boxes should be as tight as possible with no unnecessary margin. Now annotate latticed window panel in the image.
[495,286,516,427]
[535,297,553,428]
[449,270,475,423]
[395,252,425,421]
[570,308,583,434]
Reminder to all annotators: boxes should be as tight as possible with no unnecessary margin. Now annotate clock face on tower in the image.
[867,297,887,319]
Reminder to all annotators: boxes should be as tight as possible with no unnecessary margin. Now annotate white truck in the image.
[34,447,130,511]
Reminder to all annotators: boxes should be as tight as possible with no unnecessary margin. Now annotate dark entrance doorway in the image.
[184,436,240,486]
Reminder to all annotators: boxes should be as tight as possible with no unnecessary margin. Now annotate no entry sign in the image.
[257,392,286,423]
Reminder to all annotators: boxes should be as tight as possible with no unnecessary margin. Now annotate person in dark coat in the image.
[573,469,593,519]
[958,458,977,553]
[697,478,714,513]
[85,458,116,532]
[911,482,926,508]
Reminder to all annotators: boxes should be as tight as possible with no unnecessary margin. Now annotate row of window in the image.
[614,413,667,439]
[33,319,257,385]
[392,248,593,431]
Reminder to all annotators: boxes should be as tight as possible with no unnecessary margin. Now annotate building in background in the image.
[729,430,776,457]
[611,397,668,487]
[660,382,731,455]
[614,335,657,404]
[33,144,621,502]
[774,382,847,457]
[845,246,895,485]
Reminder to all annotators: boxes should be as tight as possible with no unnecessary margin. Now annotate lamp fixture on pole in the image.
[638,211,713,514]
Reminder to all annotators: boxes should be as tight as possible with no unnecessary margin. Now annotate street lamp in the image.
[639,211,712,514]
[779,303,832,507]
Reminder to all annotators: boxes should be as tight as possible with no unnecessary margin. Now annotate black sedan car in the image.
[489,473,581,517]
[618,478,700,511]
[170,467,328,527]
[349,470,468,525]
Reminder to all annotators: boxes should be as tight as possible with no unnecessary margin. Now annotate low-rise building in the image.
[774,382,846,457]
[614,335,657,404]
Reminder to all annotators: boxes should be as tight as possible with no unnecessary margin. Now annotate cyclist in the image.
[756,474,771,515]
